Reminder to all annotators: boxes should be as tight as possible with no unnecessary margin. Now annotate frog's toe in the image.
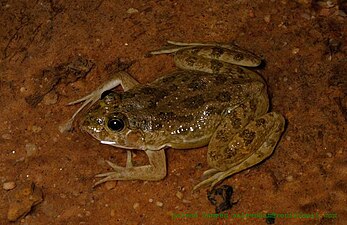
[193,171,225,191]
[105,160,128,170]
[93,172,122,187]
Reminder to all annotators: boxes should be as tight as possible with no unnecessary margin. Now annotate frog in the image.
[64,41,285,190]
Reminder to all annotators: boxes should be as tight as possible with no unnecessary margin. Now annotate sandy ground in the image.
[0,0,346,224]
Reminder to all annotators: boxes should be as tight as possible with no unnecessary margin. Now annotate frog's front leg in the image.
[94,149,167,187]
[60,71,139,132]
[194,112,285,190]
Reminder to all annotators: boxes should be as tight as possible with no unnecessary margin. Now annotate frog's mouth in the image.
[99,140,138,150]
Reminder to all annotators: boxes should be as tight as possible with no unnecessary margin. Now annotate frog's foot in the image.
[193,112,285,191]
[148,40,261,68]
[59,71,139,132]
[94,149,167,187]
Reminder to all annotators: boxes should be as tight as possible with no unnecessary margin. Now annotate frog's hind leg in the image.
[94,149,167,187]
[193,112,285,191]
[60,71,139,132]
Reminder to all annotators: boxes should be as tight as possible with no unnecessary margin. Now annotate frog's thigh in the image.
[94,149,167,186]
[196,112,285,190]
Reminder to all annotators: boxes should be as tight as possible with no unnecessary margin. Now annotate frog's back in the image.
[117,71,261,149]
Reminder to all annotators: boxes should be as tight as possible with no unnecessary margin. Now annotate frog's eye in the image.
[107,118,125,132]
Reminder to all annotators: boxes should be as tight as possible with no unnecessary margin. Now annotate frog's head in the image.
[80,92,146,150]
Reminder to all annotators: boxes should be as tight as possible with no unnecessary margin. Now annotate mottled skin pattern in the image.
[71,41,285,190]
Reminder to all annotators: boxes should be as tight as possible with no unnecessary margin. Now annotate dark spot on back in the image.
[211,60,224,73]
[216,130,228,142]
[188,79,207,91]
[147,99,157,108]
[183,95,205,109]
[186,56,198,66]
[154,89,169,99]
[216,91,231,102]
[233,53,244,62]
[168,84,178,91]
[121,92,136,99]
[205,106,222,115]
[256,118,266,127]
[159,111,176,120]
[250,98,257,110]
[214,74,228,85]
[141,87,157,95]
[211,47,225,58]
[231,117,242,129]
[240,129,256,146]
[176,115,194,123]
[224,146,238,159]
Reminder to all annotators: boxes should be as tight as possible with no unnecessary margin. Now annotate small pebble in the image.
[148,198,153,203]
[127,8,139,14]
[31,126,42,133]
[292,48,300,54]
[1,133,12,140]
[155,201,163,207]
[182,199,192,204]
[104,181,117,190]
[3,181,16,190]
[176,191,183,200]
[286,175,294,182]
[25,143,38,157]
[326,152,332,158]
[133,202,140,210]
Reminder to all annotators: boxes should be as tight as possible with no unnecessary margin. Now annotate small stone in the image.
[25,143,38,157]
[127,8,139,14]
[175,191,183,200]
[31,126,42,133]
[1,133,12,140]
[155,201,163,207]
[148,198,153,203]
[104,181,117,190]
[133,202,140,210]
[182,199,192,204]
[3,181,16,190]
[326,152,332,158]
[292,48,300,54]
[264,15,271,23]
[286,175,294,182]
[43,91,58,105]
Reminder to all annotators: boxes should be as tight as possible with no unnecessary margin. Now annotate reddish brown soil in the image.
[1,1,346,224]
